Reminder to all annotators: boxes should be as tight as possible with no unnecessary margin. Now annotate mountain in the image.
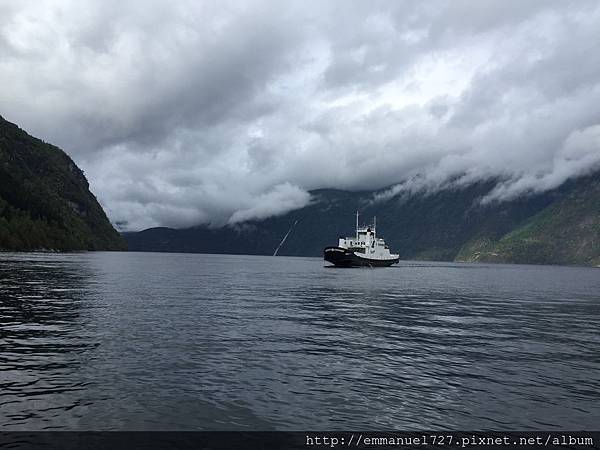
[456,175,600,266]
[124,171,599,266]
[0,115,126,251]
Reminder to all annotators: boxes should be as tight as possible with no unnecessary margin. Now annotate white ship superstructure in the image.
[324,212,399,267]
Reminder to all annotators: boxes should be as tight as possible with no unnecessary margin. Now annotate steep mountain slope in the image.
[0,115,126,251]
[124,171,599,266]
[457,175,600,266]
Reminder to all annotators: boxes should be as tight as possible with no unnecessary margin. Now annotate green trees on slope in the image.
[0,115,126,251]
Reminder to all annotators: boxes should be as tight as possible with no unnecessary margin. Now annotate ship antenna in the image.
[373,216,376,238]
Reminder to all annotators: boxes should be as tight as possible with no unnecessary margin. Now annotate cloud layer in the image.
[2,0,600,229]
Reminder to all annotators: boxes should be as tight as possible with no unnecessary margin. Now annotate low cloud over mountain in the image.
[2,0,600,230]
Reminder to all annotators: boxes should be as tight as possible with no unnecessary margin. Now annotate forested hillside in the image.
[0,115,126,251]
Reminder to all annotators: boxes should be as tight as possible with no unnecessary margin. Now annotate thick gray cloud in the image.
[1,0,599,230]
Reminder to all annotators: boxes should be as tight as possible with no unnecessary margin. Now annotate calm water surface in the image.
[0,252,599,430]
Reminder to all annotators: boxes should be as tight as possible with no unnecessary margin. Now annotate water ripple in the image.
[1,252,599,430]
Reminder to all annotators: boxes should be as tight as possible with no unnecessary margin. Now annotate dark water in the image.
[1,252,599,430]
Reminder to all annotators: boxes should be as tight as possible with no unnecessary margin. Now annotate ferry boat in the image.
[324,212,400,267]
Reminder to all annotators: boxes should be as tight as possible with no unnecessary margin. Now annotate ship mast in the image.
[356,210,359,240]
[373,216,376,239]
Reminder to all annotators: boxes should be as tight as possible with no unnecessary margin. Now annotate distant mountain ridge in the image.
[0,115,126,251]
[125,171,600,267]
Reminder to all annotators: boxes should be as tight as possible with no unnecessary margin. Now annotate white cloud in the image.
[482,124,600,203]
[227,183,312,225]
[1,0,599,229]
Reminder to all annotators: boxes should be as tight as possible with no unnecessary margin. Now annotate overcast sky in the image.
[2,0,600,230]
